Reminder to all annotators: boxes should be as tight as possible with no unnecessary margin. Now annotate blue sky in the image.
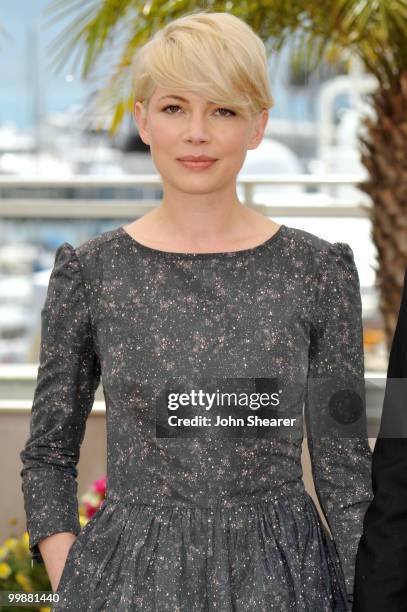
[1,0,93,129]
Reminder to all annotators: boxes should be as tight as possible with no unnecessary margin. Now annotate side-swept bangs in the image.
[132,10,274,119]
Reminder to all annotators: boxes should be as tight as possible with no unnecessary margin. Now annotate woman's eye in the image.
[161,105,235,116]
[217,108,236,117]
[162,105,180,113]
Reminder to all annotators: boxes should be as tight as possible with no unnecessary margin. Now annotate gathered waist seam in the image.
[104,487,309,511]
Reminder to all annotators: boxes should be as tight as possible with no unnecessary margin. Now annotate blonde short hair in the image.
[132,10,274,120]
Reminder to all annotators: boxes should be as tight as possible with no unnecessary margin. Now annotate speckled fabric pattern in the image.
[19,224,373,611]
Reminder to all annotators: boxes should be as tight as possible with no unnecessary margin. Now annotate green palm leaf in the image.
[43,0,407,126]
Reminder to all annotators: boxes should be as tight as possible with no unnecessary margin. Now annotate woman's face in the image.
[134,86,268,195]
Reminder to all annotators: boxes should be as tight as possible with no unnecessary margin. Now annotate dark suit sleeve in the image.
[353,267,407,612]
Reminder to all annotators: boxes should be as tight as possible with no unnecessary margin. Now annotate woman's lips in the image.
[177,159,217,169]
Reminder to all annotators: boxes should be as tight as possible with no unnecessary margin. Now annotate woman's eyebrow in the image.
[158,95,212,104]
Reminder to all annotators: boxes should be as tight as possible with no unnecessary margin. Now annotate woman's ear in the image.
[247,109,269,150]
[134,101,151,146]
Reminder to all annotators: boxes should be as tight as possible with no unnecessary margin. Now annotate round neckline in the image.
[118,224,286,258]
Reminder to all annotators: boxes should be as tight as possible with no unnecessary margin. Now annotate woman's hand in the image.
[38,532,77,592]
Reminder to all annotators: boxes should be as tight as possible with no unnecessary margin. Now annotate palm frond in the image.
[42,0,407,132]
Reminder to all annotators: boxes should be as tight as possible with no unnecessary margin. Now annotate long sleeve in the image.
[353,267,407,612]
[304,242,373,604]
[19,242,101,565]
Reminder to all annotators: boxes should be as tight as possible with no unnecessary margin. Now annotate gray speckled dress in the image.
[19,224,373,611]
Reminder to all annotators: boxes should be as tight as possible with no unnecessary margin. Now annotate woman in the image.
[353,267,407,612]
[20,10,373,611]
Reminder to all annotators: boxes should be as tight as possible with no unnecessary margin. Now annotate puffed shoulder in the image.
[310,240,360,322]
[42,242,89,316]
[318,241,358,283]
[53,241,79,267]
[325,241,355,266]
[49,242,84,285]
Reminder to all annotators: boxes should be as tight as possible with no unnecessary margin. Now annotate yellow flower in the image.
[14,540,29,562]
[20,532,30,550]
[39,608,51,612]
[3,538,18,551]
[79,515,88,528]
[15,571,33,591]
[0,545,9,561]
[0,562,12,579]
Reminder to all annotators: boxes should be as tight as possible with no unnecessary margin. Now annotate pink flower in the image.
[84,500,97,519]
[92,476,106,496]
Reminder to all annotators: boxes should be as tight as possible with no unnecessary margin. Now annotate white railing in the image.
[0,173,371,218]
[0,173,367,186]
